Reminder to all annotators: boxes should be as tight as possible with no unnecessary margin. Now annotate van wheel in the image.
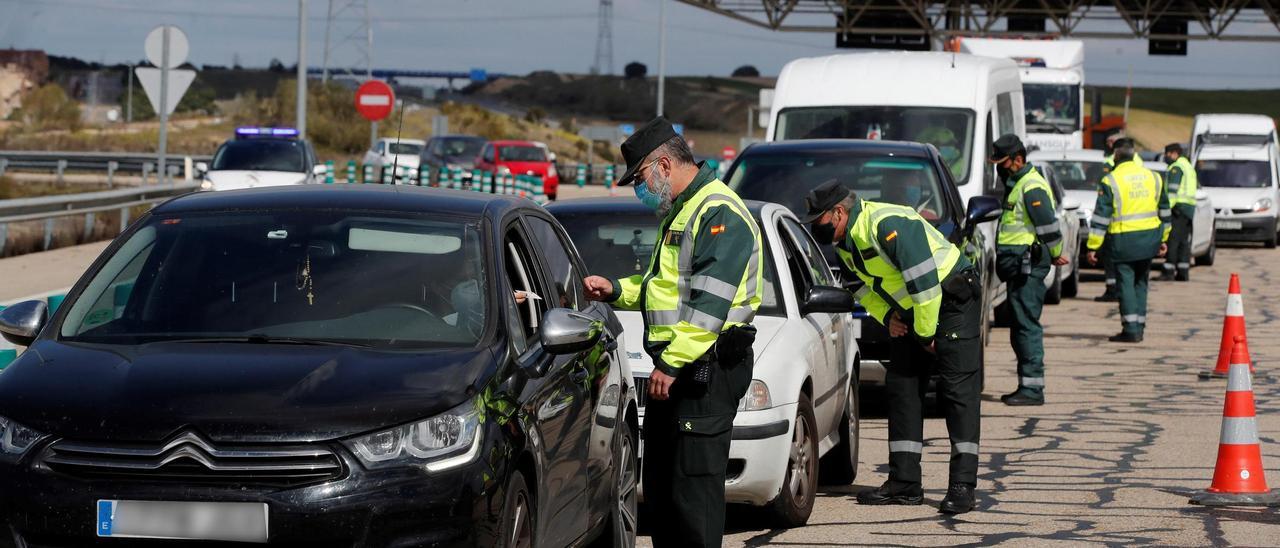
[819,374,860,486]
[768,393,817,528]
[1196,233,1217,266]
[499,471,535,548]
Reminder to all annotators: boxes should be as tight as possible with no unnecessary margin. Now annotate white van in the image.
[1190,114,1280,247]
[766,51,1025,313]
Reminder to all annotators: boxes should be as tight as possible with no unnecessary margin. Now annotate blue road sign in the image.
[469,68,488,83]
[619,124,635,136]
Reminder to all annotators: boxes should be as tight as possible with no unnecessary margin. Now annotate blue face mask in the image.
[634,179,663,210]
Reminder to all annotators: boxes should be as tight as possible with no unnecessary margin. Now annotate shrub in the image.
[12,84,82,131]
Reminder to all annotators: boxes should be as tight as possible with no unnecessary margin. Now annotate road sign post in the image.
[139,25,193,186]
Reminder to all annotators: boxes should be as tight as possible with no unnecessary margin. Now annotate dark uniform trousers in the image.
[643,328,755,548]
[1116,260,1151,335]
[1101,239,1119,297]
[1165,208,1194,276]
[997,247,1051,398]
[885,268,983,493]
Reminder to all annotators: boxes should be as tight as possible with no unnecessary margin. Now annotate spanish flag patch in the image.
[1031,200,1042,207]
[885,230,898,242]
[710,224,726,235]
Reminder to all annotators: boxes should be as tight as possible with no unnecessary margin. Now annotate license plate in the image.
[97,500,268,543]
[1217,220,1244,230]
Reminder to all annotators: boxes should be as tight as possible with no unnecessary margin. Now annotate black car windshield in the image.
[1044,159,1107,191]
[728,152,950,222]
[441,138,485,159]
[500,146,547,162]
[1198,159,1274,188]
[553,211,784,317]
[211,140,306,172]
[59,211,488,348]
[1024,83,1081,133]
[774,106,975,184]
[388,142,424,155]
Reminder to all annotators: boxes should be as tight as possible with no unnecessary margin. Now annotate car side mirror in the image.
[0,300,48,347]
[1062,197,1081,211]
[540,308,603,356]
[194,162,208,175]
[962,196,1003,239]
[801,285,855,315]
[312,164,327,176]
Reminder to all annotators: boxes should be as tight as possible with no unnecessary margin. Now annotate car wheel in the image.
[1061,261,1079,298]
[768,392,818,528]
[819,375,860,486]
[1045,268,1062,305]
[499,470,535,548]
[1196,232,1217,266]
[592,424,638,548]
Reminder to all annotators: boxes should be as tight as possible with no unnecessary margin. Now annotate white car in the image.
[197,127,325,191]
[362,138,426,175]
[1032,166,1083,303]
[1030,149,1215,267]
[547,198,861,528]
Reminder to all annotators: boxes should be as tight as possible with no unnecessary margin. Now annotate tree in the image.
[624,62,647,79]
[268,58,286,73]
[731,65,760,77]
[13,83,82,131]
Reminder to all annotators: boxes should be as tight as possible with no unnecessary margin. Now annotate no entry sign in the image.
[355,80,395,122]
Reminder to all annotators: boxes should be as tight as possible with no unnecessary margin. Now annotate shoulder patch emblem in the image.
[710,224,726,235]
[1031,200,1042,207]
[884,230,898,242]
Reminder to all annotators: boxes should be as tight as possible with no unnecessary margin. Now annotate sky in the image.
[2,0,1280,90]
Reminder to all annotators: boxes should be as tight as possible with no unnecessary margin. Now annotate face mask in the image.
[633,179,663,211]
[1164,155,1175,165]
[809,209,840,244]
[996,164,1013,180]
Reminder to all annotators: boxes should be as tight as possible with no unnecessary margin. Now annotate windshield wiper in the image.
[158,335,372,348]
[1027,122,1069,134]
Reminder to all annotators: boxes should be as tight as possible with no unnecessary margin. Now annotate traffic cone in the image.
[1190,336,1280,506]
[1201,274,1252,379]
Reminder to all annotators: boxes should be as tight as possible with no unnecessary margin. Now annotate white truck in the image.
[953,38,1085,151]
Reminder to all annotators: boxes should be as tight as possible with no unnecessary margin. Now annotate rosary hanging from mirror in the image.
[296,252,315,305]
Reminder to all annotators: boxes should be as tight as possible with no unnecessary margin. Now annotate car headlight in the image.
[1254,198,1273,213]
[737,380,772,411]
[497,166,511,175]
[200,180,214,191]
[0,415,45,464]
[343,398,482,472]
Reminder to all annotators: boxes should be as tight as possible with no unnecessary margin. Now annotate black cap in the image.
[989,134,1025,162]
[616,117,679,186]
[798,179,851,223]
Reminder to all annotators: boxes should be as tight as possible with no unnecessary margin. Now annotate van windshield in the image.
[775,106,975,185]
[1198,160,1274,188]
[58,211,488,348]
[1024,84,1080,133]
[1043,159,1107,191]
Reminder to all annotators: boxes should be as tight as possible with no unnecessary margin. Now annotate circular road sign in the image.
[144,25,189,69]
[355,80,395,122]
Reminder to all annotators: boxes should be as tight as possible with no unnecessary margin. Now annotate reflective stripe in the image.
[1115,211,1158,222]
[1093,216,1112,226]
[888,440,923,453]
[726,305,756,324]
[1122,314,1146,324]
[901,257,937,284]
[648,306,753,332]
[1021,376,1045,387]
[1090,228,1107,238]
[1001,224,1035,235]
[1043,237,1063,251]
[689,275,738,302]
[1228,363,1252,391]
[1159,208,1172,218]
[647,309,679,325]
[684,307,726,333]
[890,286,909,303]
[951,442,979,456]
[1105,278,1116,285]
[853,285,871,299]
[1035,224,1059,235]
[1176,262,1191,268]
[1105,174,1122,212]
[1226,294,1244,317]
[911,285,941,303]
[1220,417,1260,445]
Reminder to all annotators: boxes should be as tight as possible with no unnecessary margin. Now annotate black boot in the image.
[1157,269,1175,281]
[1001,391,1044,406]
[1093,292,1119,302]
[1109,332,1143,343]
[1176,269,1190,282]
[939,483,976,514]
[856,482,923,506]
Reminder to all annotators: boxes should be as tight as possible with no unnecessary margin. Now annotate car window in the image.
[1044,160,1107,191]
[499,146,547,162]
[211,140,307,173]
[775,224,812,308]
[996,92,1015,137]
[375,141,384,154]
[59,212,487,348]
[781,218,836,286]
[503,226,549,345]
[524,215,585,311]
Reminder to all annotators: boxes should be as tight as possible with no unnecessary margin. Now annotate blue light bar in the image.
[235,127,299,138]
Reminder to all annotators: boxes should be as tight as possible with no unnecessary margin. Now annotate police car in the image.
[196,127,324,191]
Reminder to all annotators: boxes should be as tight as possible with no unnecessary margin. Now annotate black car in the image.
[0,186,638,547]
[421,135,489,182]
[724,139,1001,385]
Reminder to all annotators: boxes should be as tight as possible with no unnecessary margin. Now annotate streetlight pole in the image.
[297,0,308,138]
[656,0,666,118]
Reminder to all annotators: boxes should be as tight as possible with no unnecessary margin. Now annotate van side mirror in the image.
[801,286,855,315]
[0,300,48,347]
[962,196,1003,239]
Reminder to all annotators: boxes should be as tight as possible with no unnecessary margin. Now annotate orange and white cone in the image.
[1190,336,1280,506]
[1201,274,1252,379]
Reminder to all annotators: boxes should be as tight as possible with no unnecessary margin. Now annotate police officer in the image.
[1159,143,1198,282]
[990,135,1069,406]
[1086,138,1170,343]
[801,180,984,514]
[1096,132,1126,302]
[582,117,762,547]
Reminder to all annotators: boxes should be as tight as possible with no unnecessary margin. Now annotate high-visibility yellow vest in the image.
[1102,161,1163,235]
[997,167,1056,247]
[1169,156,1198,207]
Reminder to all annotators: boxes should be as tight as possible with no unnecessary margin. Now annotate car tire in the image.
[1061,261,1079,298]
[591,424,638,548]
[1045,268,1062,305]
[499,470,535,548]
[768,392,818,528]
[1196,232,1217,266]
[819,375,860,486]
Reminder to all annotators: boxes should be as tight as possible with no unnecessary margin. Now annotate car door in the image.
[776,215,843,432]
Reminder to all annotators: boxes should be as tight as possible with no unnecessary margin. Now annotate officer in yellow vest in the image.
[990,135,1070,406]
[582,118,762,547]
[1096,132,1125,302]
[1086,138,1171,343]
[801,180,985,514]
[1159,143,1198,281]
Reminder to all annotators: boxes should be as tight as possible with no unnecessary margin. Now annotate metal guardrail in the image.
[0,183,199,255]
[0,151,212,186]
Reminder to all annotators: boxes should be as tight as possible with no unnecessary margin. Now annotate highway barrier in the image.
[324,161,335,184]
[363,164,374,184]
[0,183,200,257]
[346,161,357,184]
[0,305,14,370]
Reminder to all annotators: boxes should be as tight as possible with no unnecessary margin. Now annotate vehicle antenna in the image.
[390,98,407,188]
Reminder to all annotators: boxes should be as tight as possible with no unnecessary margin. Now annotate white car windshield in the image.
[1198,159,1273,188]
[211,140,306,173]
[1045,160,1108,191]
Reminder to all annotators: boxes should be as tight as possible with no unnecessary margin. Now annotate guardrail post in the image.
[184,157,194,184]
[142,162,153,185]
[56,159,67,185]
[167,165,180,187]
[82,212,95,241]
[42,218,54,250]
[107,161,118,188]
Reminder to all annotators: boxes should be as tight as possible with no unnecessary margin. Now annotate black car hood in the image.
[0,340,497,443]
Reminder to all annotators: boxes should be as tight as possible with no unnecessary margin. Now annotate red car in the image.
[477,140,560,200]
